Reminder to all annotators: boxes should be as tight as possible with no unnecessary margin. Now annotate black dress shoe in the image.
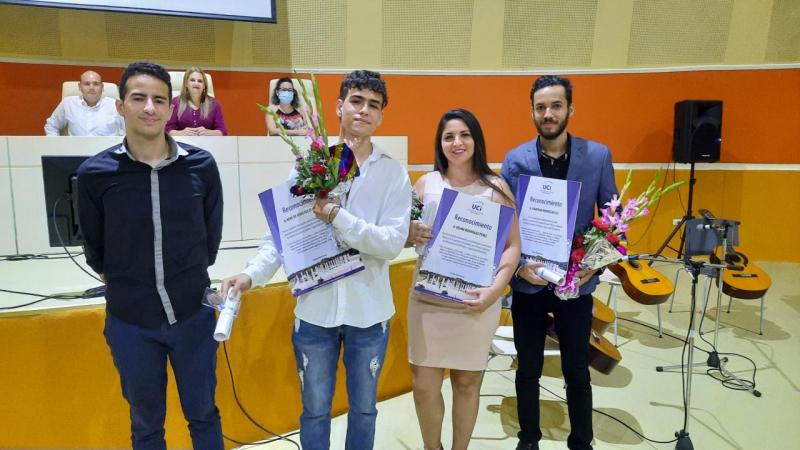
[515,442,538,450]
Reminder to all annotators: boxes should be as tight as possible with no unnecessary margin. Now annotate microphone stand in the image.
[626,254,729,450]
[697,221,762,397]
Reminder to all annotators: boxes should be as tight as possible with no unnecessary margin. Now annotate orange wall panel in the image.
[1,62,797,165]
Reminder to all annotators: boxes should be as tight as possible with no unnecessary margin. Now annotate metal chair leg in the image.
[759,295,765,335]
[727,295,732,313]
[605,283,619,347]
[611,285,619,347]
[668,268,683,313]
[656,303,663,337]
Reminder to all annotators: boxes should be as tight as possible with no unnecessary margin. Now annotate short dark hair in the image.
[434,109,513,206]
[271,77,299,108]
[338,70,388,108]
[119,61,171,100]
[530,75,573,105]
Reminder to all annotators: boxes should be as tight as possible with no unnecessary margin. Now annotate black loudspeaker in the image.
[672,100,722,163]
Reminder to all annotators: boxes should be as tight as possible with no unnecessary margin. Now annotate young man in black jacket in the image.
[77,61,224,449]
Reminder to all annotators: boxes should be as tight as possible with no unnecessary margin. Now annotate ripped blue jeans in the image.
[292,319,390,450]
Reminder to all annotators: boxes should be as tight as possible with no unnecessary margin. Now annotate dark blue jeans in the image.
[104,307,223,450]
[292,319,391,450]
[511,290,594,450]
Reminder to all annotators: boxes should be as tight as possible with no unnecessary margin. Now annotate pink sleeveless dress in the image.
[407,171,503,371]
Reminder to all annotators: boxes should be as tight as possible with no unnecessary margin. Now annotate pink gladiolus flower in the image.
[616,222,630,233]
[605,195,621,212]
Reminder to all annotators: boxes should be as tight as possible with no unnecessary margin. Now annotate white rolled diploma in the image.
[214,289,241,342]
[535,266,566,286]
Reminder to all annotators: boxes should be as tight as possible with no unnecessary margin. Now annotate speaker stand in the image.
[653,162,696,259]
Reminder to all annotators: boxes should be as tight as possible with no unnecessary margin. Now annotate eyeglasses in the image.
[277,88,295,93]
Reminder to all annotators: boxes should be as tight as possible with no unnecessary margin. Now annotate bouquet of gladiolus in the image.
[258,74,359,199]
[555,169,684,299]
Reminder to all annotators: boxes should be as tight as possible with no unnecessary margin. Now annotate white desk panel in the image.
[239,163,293,240]
[2,136,407,254]
[7,136,121,166]
[217,164,242,241]
[238,136,307,163]
[172,136,238,163]
[11,166,57,254]
[0,137,15,255]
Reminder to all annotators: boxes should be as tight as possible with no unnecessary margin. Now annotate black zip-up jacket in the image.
[77,135,223,328]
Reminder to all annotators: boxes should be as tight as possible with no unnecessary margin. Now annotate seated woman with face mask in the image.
[265,77,308,136]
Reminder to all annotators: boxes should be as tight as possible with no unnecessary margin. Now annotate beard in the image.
[535,114,570,140]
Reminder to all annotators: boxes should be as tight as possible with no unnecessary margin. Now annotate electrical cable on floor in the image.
[618,310,760,392]
[617,316,712,354]
[538,384,679,445]
[0,287,106,310]
[222,342,301,449]
[698,330,758,392]
[0,253,77,262]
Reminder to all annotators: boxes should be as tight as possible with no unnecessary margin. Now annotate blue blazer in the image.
[500,135,618,295]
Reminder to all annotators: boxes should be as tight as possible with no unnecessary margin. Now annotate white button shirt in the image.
[242,143,412,328]
[44,96,125,136]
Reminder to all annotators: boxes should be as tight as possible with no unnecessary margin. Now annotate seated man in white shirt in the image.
[222,70,411,450]
[44,70,124,136]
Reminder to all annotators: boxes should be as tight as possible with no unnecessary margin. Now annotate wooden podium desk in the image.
[0,247,418,449]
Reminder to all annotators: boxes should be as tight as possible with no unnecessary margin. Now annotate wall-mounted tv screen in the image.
[1,0,276,23]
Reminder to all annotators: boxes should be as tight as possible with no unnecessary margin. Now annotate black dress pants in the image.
[511,288,594,450]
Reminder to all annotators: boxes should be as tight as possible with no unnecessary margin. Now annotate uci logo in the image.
[540,181,554,195]
[471,201,484,214]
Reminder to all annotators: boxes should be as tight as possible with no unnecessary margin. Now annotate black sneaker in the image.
[515,442,538,450]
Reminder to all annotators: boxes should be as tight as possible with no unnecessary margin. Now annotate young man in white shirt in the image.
[44,70,124,136]
[222,70,411,450]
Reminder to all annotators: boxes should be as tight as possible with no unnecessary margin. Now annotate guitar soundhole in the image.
[641,278,659,284]
[629,260,641,269]
[726,254,742,264]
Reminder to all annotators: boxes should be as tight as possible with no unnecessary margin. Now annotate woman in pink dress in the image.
[407,109,521,450]
[166,67,227,136]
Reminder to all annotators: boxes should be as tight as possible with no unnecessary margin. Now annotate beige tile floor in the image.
[239,262,800,450]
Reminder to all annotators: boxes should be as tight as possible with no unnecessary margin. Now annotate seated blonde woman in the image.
[265,77,307,136]
[166,67,227,136]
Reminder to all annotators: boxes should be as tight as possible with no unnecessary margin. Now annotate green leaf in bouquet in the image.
[311,73,328,147]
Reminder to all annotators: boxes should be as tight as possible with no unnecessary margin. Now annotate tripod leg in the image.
[699,276,711,335]
[657,303,663,338]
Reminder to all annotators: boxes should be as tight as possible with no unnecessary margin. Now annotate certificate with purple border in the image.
[516,175,581,279]
[258,181,364,297]
[415,188,515,303]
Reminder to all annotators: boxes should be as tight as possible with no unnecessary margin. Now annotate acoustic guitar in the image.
[711,246,771,300]
[544,296,621,375]
[608,261,674,305]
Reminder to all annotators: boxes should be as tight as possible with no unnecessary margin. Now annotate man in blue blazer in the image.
[500,75,618,450]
